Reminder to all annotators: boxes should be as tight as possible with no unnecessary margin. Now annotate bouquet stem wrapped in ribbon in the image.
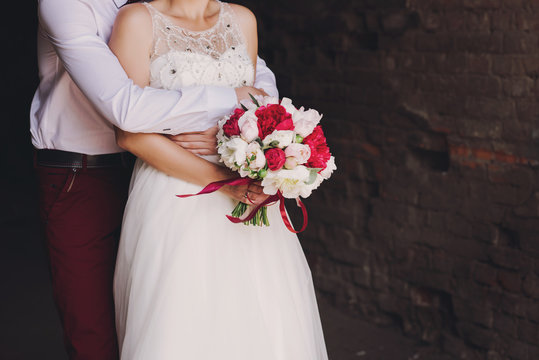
[178,95,336,233]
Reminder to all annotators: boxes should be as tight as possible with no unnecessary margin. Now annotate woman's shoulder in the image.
[226,3,257,27]
[114,2,153,29]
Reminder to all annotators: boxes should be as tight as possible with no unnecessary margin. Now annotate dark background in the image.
[3,1,539,360]
[1,0,60,358]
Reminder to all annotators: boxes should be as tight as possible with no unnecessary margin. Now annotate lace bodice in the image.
[143,1,255,90]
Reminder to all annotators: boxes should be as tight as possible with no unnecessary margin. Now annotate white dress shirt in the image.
[31,0,278,155]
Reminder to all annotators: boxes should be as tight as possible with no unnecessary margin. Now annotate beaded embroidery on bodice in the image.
[143,1,255,90]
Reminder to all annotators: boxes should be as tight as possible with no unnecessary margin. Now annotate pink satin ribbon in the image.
[177,178,308,233]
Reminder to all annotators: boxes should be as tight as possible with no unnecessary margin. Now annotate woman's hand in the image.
[220,181,270,205]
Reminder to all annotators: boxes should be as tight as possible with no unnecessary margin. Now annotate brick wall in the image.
[239,0,539,358]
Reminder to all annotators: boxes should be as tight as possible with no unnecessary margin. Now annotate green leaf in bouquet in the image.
[269,140,280,148]
[249,93,261,107]
[250,154,256,161]
[305,168,322,185]
[255,138,264,147]
[241,103,249,111]
[295,134,304,143]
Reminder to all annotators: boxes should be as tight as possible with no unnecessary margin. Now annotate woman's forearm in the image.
[117,129,267,204]
[116,129,231,187]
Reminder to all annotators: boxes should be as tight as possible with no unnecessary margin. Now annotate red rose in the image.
[223,108,244,137]
[303,126,331,169]
[275,117,294,132]
[265,148,286,171]
[256,104,294,140]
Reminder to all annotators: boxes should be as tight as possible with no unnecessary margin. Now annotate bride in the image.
[109,0,329,358]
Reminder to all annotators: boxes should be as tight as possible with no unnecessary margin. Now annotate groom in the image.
[33,0,277,359]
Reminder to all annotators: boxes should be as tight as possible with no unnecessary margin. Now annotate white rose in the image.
[218,115,229,129]
[284,157,298,170]
[218,137,248,169]
[284,143,311,164]
[217,115,230,143]
[239,167,251,178]
[293,108,322,138]
[320,156,336,179]
[261,165,311,199]
[216,128,226,144]
[280,97,298,118]
[262,130,295,149]
[245,142,266,171]
[238,112,260,143]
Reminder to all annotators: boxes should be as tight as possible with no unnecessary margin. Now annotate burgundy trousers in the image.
[36,164,131,360]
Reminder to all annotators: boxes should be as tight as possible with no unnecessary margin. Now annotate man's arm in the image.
[254,57,278,98]
[38,0,277,134]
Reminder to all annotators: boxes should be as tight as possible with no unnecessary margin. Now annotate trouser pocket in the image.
[64,168,78,193]
[36,167,78,223]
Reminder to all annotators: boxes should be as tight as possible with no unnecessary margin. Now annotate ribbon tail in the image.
[179,178,309,233]
[177,177,252,198]
[278,193,309,234]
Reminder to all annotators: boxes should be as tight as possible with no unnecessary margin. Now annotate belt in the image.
[36,149,135,169]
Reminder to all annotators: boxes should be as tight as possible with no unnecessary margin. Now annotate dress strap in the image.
[219,2,248,49]
[141,2,159,25]
[141,2,162,53]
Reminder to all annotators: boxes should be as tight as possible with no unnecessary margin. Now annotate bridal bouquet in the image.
[214,95,336,232]
[178,95,336,232]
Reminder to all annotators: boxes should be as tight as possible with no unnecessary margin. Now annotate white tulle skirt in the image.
[114,158,328,359]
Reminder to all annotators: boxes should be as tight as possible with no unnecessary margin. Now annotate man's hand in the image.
[235,86,269,103]
[167,126,219,156]
[168,86,270,155]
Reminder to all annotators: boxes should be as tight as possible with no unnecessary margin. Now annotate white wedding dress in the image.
[113,2,329,359]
